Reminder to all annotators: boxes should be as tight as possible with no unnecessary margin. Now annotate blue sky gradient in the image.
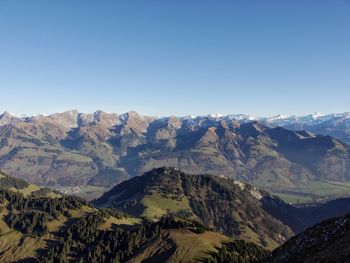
[0,1,349,116]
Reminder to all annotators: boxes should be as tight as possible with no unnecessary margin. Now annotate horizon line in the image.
[1,109,350,120]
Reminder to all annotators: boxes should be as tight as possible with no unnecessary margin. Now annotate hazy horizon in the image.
[1,108,349,119]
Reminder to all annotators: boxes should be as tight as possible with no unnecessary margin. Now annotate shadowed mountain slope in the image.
[268,212,350,263]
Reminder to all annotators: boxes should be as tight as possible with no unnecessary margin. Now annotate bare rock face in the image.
[49,110,80,128]
[0,111,20,126]
[119,111,156,133]
[79,110,120,127]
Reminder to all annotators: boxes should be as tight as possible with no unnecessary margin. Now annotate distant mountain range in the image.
[258,112,350,145]
[1,110,350,201]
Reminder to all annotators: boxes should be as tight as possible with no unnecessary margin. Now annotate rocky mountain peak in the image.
[1,111,13,118]
[49,110,80,128]
[91,110,119,127]
[118,111,155,133]
[0,111,19,125]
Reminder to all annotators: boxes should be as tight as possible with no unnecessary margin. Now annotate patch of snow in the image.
[268,114,292,121]
[209,113,225,118]
[311,112,324,119]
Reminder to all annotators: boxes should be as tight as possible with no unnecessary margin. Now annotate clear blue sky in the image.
[0,1,349,117]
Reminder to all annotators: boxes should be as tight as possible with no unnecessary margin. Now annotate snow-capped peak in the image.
[230,114,256,121]
[267,114,292,121]
[209,113,225,118]
[311,112,325,119]
[12,113,49,118]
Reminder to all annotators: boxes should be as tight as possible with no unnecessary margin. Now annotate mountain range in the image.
[1,110,350,202]
[259,112,350,145]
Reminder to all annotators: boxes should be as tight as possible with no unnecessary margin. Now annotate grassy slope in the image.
[141,190,193,218]
[0,172,61,198]
[251,168,350,204]
[0,176,98,262]
[0,201,66,262]
[0,200,228,263]
[169,229,229,262]
[9,184,40,196]
[1,203,76,262]
[0,203,40,261]
[129,229,229,263]
[0,170,240,263]
[0,175,226,263]
[97,216,141,231]
[0,202,125,263]
[276,180,350,204]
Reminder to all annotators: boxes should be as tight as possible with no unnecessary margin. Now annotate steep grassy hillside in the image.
[94,167,294,249]
[128,229,230,263]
